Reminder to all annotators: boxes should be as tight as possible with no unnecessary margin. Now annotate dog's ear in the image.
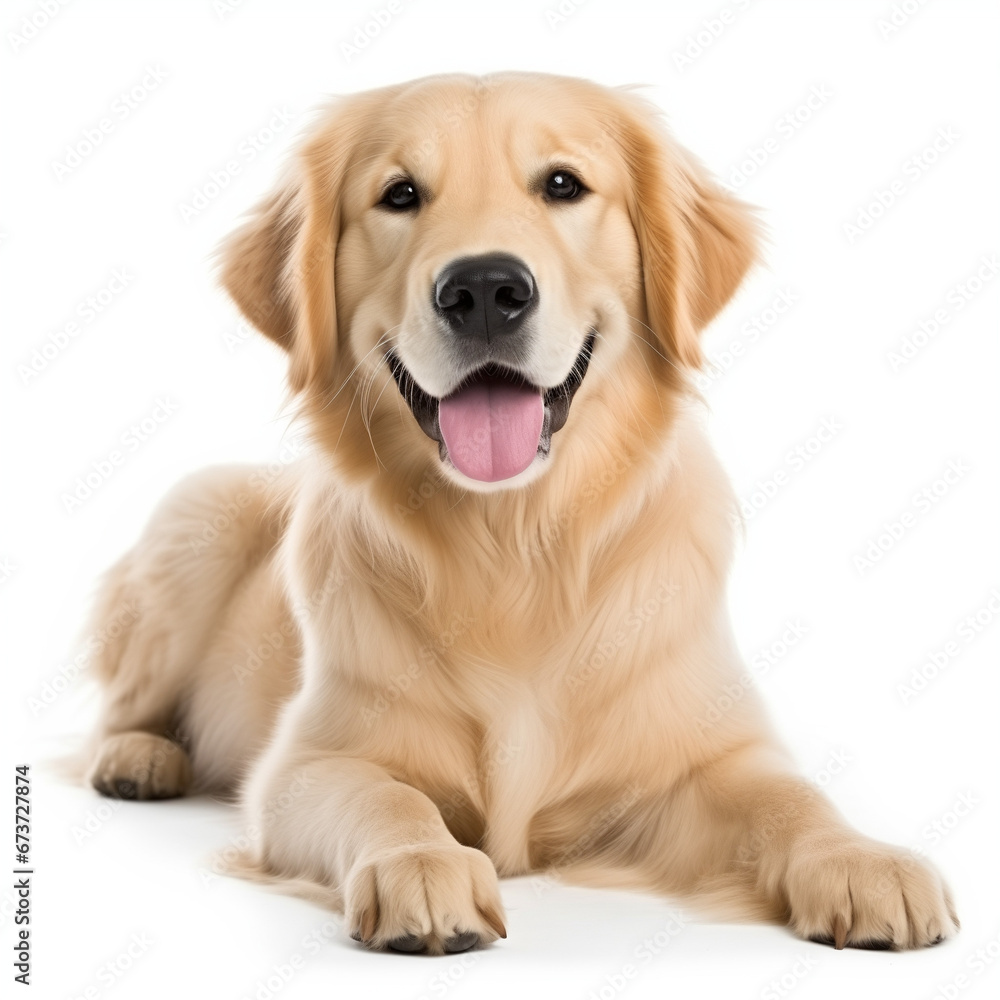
[612,93,760,370]
[218,102,357,394]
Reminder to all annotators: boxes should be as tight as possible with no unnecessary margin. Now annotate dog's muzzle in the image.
[387,331,595,483]
[386,253,595,483]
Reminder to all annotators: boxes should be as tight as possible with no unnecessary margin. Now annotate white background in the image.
[2,1,999,998]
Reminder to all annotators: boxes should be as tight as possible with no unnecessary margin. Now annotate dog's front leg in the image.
[240,750,506,954]
[670,743,959,949]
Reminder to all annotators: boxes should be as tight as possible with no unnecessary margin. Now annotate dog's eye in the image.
[545,170,585,201]
[381,180,420,210]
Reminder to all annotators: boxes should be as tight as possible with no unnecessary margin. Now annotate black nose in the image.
[433,254,538,342]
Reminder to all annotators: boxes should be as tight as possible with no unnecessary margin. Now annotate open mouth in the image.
[387,332,595,483]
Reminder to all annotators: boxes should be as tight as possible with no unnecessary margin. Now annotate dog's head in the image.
[220,73,758,495]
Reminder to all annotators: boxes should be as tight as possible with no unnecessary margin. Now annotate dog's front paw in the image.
[345,843,507,955]
[88,731,192,800]
[784,834,958,950]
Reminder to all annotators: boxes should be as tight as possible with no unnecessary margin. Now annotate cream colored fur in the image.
[82,73,956,955]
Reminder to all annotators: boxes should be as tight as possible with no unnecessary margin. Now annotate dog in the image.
[82,72,957,955]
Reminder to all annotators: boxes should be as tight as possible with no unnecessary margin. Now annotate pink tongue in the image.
[438,379,544,482]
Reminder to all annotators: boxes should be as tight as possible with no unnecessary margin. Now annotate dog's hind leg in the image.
[82,465,289,800]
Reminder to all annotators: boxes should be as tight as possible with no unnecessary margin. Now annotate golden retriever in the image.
[82,72,957,955]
